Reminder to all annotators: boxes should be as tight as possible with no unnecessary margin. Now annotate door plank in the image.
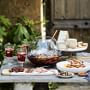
[54,0,66,19]
[87,0,90,18]
[66,0,76,19]
[80,0,89,19]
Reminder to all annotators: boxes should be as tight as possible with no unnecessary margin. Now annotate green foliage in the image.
[13,23,30,44]
[0,50,4,64]
[0,15,41,46]
[9,16,41,45]
[0,15,12,43]
[0,26,7,39]
[49,83,60,90]
[49,83,67,90]
[16,16,41,42]
[0,15,11,28]
[0,43,4,64]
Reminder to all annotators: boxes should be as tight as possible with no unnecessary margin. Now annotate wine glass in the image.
[5,43,14,59]
[4,43,14,66]
[17,47,26,67]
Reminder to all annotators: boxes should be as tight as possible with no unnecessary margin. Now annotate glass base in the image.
[6,56,13,60]
[3,56,15,67]
[18,62,24,67]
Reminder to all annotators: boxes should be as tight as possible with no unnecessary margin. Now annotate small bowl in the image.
[77,72,88,77]
[56,72,74,78]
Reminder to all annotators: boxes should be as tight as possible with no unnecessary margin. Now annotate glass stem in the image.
[20,63,23,67]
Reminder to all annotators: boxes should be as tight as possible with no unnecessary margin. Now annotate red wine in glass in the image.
[4,43,14,66]
[5,48,14,57]
[17,52,26,63]
[5,43,14,60]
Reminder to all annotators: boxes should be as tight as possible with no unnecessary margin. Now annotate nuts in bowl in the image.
[57,72,74,78]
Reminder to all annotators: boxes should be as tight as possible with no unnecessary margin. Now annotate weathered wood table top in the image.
[0,56,90,83]
[0,73,89,83]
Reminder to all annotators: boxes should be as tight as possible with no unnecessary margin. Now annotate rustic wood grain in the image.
[80,0,89,19]
[87,0,90,18]
[54,0,66,19]
[66,0,76,19]
[53,0,90,19]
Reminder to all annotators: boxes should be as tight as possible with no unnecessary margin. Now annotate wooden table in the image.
[0,56,90,90]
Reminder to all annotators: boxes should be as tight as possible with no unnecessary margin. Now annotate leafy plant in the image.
[0,15,41,49]
[0,50,4,66]
[49,83,60,90]
[16,16,41,41]
[0,15,11,28]
[0,15,12,63]
[0,27,7,39]
[12,23,30,44]
[0,15,11,43]
[9,16,40,45]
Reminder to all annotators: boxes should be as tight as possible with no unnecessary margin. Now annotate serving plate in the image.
[59,43,88,52]
[56,61,90,73]
[1,68,58,76]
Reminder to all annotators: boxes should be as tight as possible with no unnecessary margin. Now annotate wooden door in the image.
[50,0,90,29]
[46,0,90,51]
[52,0,90,19]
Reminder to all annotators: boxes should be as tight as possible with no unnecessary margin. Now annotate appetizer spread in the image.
[65,59,85,68]
[77,41,88,48]
[56,59,90,73]
[9,67,24,72]
[9,67,49,73]
[2,67,58,75]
